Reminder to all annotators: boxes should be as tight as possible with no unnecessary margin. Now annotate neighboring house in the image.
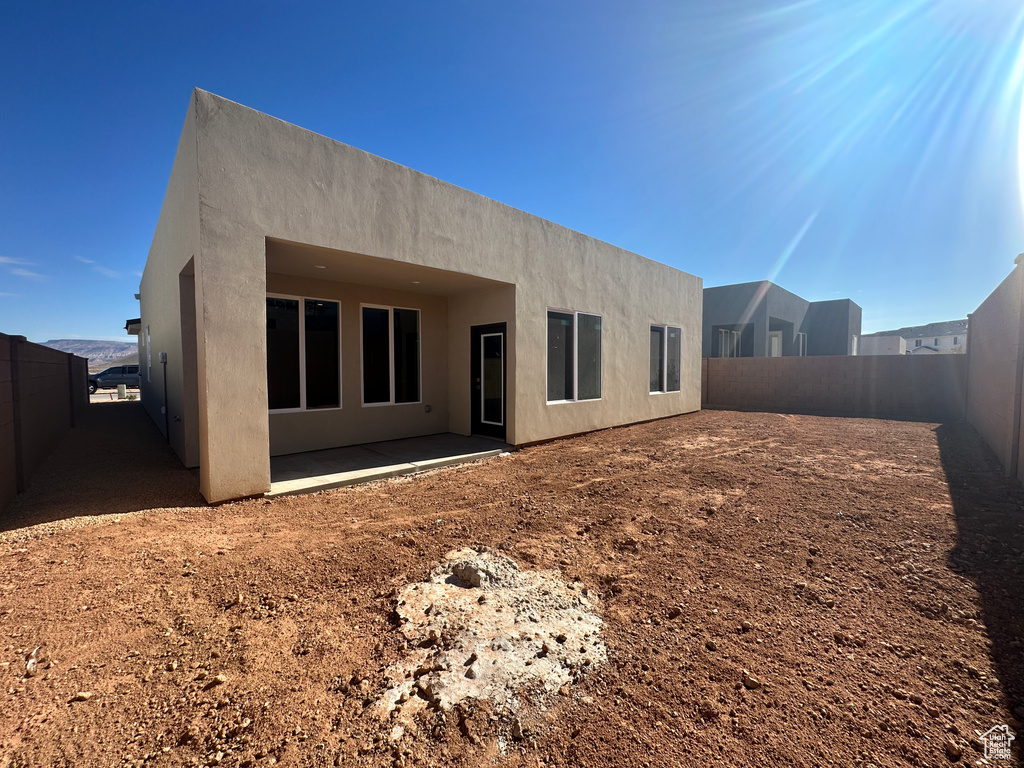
[136,90,703,504]
[857,319,968,355]
[857,335,906,356]
[702,281,861,358]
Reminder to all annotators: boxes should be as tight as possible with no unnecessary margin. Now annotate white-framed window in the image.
[547,309,602,403]
[650,325,682,393]
[145,326,151,382]
[361,304,421,406]
[915,339,922,347]
[797,331,807,357]
[717,328,741,358]
[954,336,960,345]
[934,338,941,346]
[267,294,341,412]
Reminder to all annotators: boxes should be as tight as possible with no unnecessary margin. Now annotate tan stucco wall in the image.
[178,265,200,467]
[143,89,703,502]
[514,255,701,444]
[266,274,449,455]
[139,95,202,470]
[447,285,517,439]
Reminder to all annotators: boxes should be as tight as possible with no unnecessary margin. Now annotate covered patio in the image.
[268,432,510,497]
[265,238,516,460]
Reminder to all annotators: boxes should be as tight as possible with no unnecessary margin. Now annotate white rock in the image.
[372,549,606,725]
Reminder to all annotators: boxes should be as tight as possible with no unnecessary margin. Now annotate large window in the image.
[547,309,602,403]
[577,313,602,400]
[304,300,341,408]
[267,295,341,411]
[362,305,421,405]
[650,325,681,393]
[717,328,741,358]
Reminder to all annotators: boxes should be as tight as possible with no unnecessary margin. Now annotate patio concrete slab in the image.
[267,433,510,497]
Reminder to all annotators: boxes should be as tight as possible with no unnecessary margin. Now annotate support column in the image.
[194,233,271,502]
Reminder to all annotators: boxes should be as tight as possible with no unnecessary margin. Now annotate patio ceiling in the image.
[265,238,512,297]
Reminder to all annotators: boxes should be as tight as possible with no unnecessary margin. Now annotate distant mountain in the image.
[42,339,138,370]
[88,351,139,373]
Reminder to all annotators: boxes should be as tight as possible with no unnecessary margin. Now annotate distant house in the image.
[857,335,906,356]
[858,319,968,356]
[702,281,861,358]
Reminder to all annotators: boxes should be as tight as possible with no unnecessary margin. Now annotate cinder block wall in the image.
[702,354,967,422]
[0,333,88,515]
[965,262,1024,478]
[0,337,15,514]
[701,259,1024,482]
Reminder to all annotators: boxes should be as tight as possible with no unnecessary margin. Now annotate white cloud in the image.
[9,267,46,280]
[0,292,19,297]
[75,255,121,279]
[0,256,30,265]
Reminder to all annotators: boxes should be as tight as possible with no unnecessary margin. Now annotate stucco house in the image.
[136,90,703,503]
[856,334,907,356]
[702,281,861,358]
[857,319,968,356]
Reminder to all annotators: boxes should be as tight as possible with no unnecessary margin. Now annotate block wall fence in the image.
[701,354,967,422]
[3,260,1024,513]
[701,256,1024,483]
[964,259,1024,480]
[0,333,88,516]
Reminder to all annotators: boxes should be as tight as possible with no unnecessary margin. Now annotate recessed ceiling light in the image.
[314,265,326,269]
[412,280,421,284]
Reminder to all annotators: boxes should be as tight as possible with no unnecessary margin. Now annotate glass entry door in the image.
[470,323,506,440]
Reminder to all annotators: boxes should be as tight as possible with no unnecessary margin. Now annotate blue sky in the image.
[2,0,1023,341]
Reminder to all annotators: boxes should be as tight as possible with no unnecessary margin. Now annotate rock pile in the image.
[373,548,606,741]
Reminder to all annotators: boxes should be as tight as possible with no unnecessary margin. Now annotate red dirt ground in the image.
[1,406,1022,767]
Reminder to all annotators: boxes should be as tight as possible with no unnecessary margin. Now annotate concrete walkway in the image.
[268,433,510,497]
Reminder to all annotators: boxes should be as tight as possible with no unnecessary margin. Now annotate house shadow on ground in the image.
[936,422,1024,755]
[1,401,205,534]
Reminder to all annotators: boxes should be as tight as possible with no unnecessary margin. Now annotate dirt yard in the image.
[1,409,1022,768]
